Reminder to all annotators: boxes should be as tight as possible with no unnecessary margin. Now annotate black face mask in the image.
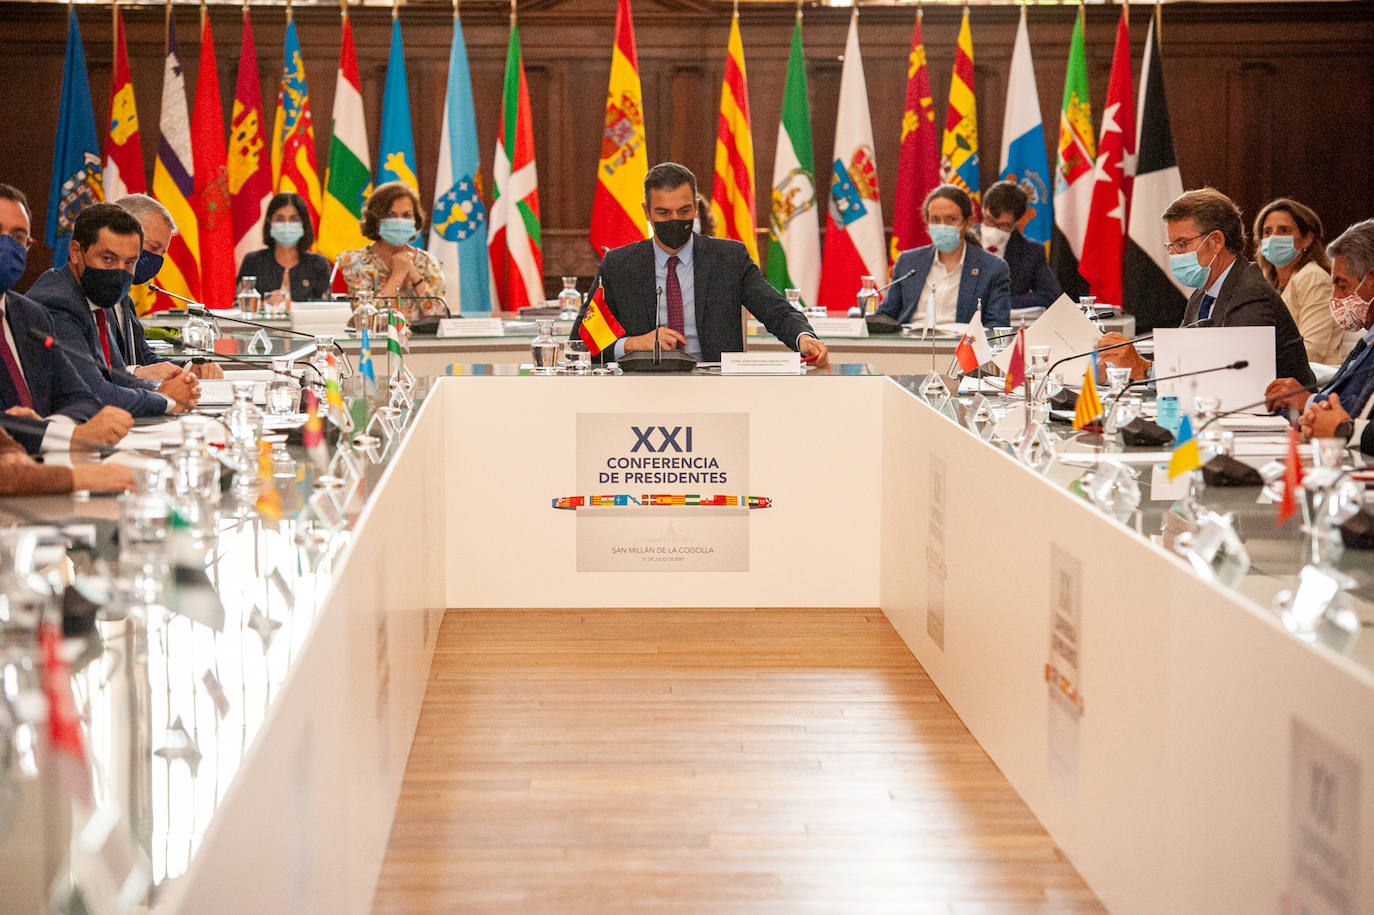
[77,262,135,309]
[651,218,693,250]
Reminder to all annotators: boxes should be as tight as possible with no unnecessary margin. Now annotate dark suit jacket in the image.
[1315,337,1374,417]
[0,291,101,453]
[877,243,1011,328]
[1182,258,1314,386]
[1004,230,1062,312]
[113,293,169,368]
[579,235,815,363]
[26,267,170,417]
[238,248,334,303]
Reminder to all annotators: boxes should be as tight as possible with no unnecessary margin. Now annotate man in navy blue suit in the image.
[877,184,1011,330]
[980,181,1062,312]
[26,203,199,417]
[0,185,133,453]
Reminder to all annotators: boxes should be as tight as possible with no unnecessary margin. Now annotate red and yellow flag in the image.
[578,284,626,356]
[710,13,757,263]
[230,9,272,267]
[1071,360,1103,430]
[890,9,939,261]
[271,17,321,229]
[191,9,235,308]
[103,3,144,201]
[151,13,200,312]
[940,9,981,220]
[589,0,649,254]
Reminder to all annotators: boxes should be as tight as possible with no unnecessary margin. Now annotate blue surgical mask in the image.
[1261,235,1298,268]
[378,217,417,247]
[132,249,164,285]
[1169,241,1220,288]
[929,224,963,254]
[270,221,305,249]
[0,234,27,293]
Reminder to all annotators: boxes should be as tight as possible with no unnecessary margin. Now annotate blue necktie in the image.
[1198,293,1216,321]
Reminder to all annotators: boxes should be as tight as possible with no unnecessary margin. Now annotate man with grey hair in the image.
[1096,187,1313,386]
[114,194,221,379]
[1289,219,1374,449]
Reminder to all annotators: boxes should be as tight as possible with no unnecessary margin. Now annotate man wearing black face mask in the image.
[114,194,222,380]
[26,203,198,416]
[576,162,827,366]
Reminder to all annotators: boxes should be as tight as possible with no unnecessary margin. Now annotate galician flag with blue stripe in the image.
[47,8,104,268]
[999,8,1053,250]
[429,13,490,314]
[377,15,418,192]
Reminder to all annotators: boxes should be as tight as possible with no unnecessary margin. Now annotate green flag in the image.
[765,16,819,309]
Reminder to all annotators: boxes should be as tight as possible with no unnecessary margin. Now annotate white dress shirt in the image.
[912,246,966,327]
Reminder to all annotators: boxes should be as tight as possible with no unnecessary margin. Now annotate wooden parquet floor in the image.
[371,609,1103,913]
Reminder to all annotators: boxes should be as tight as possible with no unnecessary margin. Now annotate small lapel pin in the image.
[971,268,979,276]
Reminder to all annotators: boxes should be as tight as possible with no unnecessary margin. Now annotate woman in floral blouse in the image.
[336,182,447,322]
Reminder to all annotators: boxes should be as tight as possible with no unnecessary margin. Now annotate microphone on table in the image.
[1194,380,1324,433]
[1100,360,1252,434]
[26,327,198,413]
[171,341,304,376]
[617,283,696,373]
[1031,331,1157,402]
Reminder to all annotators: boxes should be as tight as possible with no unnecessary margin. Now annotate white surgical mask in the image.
[981,226,1011,259]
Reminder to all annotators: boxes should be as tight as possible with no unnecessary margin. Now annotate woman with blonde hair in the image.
[1254,197,1342,364]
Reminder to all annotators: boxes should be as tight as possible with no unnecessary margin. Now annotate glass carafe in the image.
[235,276,263,318]
[856,276,879,316]
[182,309,218,355]
[172,415,221,537]
[531,319,563,375]
[224,381,263,454]
[558,277,582,320]
[265,358,301,415]
[786,288,803,312]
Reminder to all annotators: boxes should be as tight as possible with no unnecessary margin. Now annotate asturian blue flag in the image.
[376,17,418,193]
[358,326,376,390]
[46,8,104,268]
[428,15,491,313]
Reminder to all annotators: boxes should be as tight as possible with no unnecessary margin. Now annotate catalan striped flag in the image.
[151,12,200,311]
[271,18,321,230]
[1072,356,1103,430]
[890,8,939,260]
[710,12,757,263]
[318,11,372,262]
[47,7,104,270]
[578,283,625,356]
[590,0,650,254]
[488,12,544,312]
[229,9,272,268]
[103,3,144,202]
[377,15,418,192]
[191,8,234,308]
[940,8,981,219]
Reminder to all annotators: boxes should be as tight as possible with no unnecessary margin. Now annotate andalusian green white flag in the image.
[387,309,408,356]
[765,15,819,309]
[317,13,371,261]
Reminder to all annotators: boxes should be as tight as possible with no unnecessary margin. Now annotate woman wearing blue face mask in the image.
[336,182,446,322]
[1254,198,1342,364]
[874,184,1011,331]
[235,193,332,306]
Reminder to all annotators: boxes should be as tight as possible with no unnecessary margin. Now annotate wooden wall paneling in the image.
[0,1,1369,293]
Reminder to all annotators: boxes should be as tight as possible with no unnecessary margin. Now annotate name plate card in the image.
[807,317,869,338]
[721,352,802,375]
[438,317,506,338]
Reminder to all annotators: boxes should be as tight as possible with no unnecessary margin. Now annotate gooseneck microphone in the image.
[1100,360,1251,434]
[1033,331,1156,401]
[1194,380,1324,433]
[25,326,198,412]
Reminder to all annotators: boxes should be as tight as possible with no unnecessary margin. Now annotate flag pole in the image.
[454,0,460,22]
[285,0,292,26]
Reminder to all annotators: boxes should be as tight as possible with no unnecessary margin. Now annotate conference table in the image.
[1,362,1371,913]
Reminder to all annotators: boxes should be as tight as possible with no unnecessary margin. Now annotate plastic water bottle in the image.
[1156,395,1181,436]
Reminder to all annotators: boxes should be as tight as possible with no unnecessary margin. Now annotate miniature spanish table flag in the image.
[1168,414,1201,480]
[1276,425,1304,525]
[578,283,626,356]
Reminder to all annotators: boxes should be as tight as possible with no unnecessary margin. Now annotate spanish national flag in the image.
[589,0,650,253]
[578,284,625,356]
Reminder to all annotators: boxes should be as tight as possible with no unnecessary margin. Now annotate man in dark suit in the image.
[1098,188,1314,385]
[878,185,1011,329]
[25,203,199,417]
[0,184,132,453]
[980,181,1061,312]
[578,162,827,366]
[113,194,221,379]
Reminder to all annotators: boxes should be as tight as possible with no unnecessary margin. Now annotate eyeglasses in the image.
[4,229,32,250]
[1164,233,1207,255]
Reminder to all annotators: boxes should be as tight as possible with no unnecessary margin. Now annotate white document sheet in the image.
[991,294,1102,381]
[1152,325,1275,411]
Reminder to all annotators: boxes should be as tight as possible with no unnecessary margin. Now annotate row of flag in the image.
[48,3,1187,327]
